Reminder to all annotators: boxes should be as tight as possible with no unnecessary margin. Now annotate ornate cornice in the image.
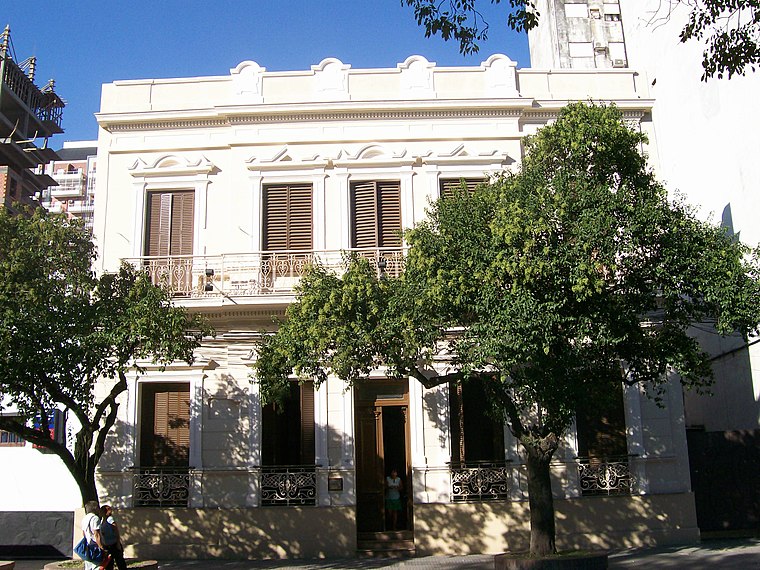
[102,107,525,133]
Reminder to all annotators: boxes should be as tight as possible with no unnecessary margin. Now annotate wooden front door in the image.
[356,404,384,532]
[355,381,411,533]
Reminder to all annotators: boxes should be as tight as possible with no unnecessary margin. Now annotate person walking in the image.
[81,501,111,570]
[100,504,128,570]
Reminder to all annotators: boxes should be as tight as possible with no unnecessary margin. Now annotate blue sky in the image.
[4,1,529,145]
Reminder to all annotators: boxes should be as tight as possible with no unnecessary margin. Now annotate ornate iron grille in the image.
[261,465,317,506]
[133,467,191,507]
[451,461,511,502]
[577,457,633,496]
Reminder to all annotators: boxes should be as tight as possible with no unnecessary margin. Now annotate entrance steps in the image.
[357,530,415,558]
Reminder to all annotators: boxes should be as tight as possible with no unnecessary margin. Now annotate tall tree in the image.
[0,208,212,505]
[402,0,759,80]
[254,103,760,556]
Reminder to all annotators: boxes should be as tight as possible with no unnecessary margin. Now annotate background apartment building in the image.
[39,140,98,231]
[0,25,64,213]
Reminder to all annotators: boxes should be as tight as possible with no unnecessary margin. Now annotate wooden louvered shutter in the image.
[377,181,401,247]
[263,184,313,250]
[300,381,315,465]
[439,178,484,200]
[145,191,194,256]
[287,185,313,250]
[153,386,190,466]
[449,382,464,464]
[351,181,378,248]
[145,193,172,256]
[263,185,289,250]
[170,191,195,256]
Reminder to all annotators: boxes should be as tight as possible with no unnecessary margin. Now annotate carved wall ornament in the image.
[230,60,266,104]
[312,58,351,99]
[481,54,519,97]
[398,55,436,97]
[128,154,216,177]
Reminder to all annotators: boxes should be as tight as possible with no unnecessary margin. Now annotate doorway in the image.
[354,381,412,534]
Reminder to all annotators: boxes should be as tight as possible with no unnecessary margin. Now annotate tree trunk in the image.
[73,427,101,506]
[523,439,557,557]
[75,470,100,506]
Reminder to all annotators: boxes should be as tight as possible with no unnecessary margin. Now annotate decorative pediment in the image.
[349,144,406,161]
[421,145,512,166]
[332,144,413,168]
[128,154,216,177]
[245,146,329,171]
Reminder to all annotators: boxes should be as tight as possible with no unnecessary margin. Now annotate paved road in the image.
[8,538,760,569]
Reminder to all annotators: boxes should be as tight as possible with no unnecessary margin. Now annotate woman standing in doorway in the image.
[385,468,404,531]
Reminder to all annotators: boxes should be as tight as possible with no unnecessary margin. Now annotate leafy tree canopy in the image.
[255,103,760,555]
[0,208,212,504]
[402,0,759,80]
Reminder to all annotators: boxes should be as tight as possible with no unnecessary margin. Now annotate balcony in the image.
[49,171,86,198]
[124,248,406,299]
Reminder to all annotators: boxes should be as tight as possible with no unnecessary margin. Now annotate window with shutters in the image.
[139,382,191,467]
[144,190,195,257]
[449,375,509,502]
[576,380,627,461]
[261,381,315,466]
[576,380,632,495]
[262,184,313,251]
[439,178,485,200]
[449,376,505,464]
[350,180,402,249]
[143,190,195,294]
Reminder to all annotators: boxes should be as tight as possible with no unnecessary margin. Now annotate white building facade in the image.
[89,55,699,559]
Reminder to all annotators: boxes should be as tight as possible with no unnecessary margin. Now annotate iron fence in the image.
[261,465,317,506]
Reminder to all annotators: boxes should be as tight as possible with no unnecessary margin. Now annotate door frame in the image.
[354,379,412,533]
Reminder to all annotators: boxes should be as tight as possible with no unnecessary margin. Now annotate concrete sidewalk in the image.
[608,538,760,569]
[10,538,760,569]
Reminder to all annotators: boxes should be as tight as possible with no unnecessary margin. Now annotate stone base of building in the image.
[415,493,700,555]
[119,506,357,560]
[95,493,699,560]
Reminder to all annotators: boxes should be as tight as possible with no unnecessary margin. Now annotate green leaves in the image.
[0,207,212,503]
[401,0,538,55]
[679,0,760,79]
[255,258,398,405]
[255,101,760,455]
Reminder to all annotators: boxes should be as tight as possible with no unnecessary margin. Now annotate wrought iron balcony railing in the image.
[260,465,317,506]
[133,467,191,507]
[450,460,513,502]
[577,456,633,496]
[124,248,406,299]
